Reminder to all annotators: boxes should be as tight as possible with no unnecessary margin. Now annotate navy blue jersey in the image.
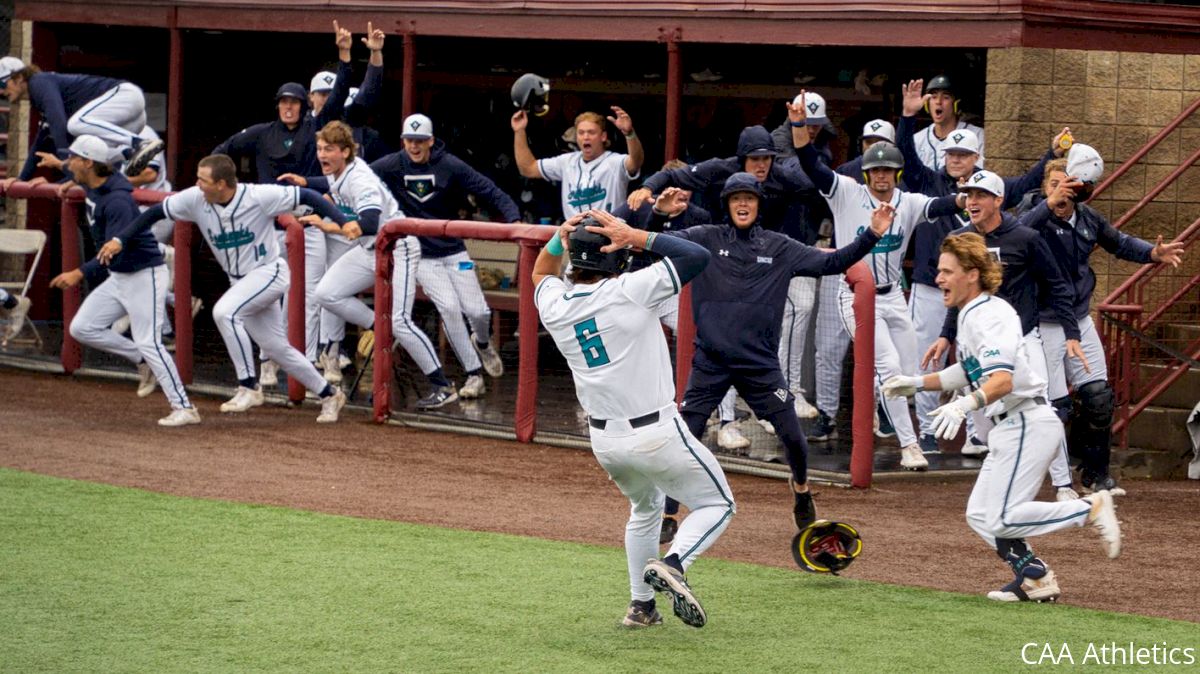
[19,72,126,181]
[80,174,164,285]
[613,200,711,271]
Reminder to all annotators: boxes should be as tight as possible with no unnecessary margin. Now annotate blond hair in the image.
[316,121,358,160]
[941,232,1002,293]
[574,111,610,148]
[1042,158,1068,192]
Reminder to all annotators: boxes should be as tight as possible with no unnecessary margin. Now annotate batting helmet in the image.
[792,520,863,575]
[569,216,630,275]
[512,73,551,117]
[861,142,904,171]
[926,74,954,94]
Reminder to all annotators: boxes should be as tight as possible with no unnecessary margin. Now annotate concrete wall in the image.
[985,46,1200,307]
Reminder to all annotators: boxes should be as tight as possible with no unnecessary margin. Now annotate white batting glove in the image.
[881,375,924,399]
[929,393,984,440]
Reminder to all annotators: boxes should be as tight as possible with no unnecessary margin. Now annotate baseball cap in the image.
[309,71,336,94]
[68,135,111,164]
[0,56,24,85]
[402,113,434,140]
[861,119,896,143]
[1066,143,1104,184]
[943,128,981,155]
[275,82,307,102]
[960,170,1005,198]
[794,92,828,126]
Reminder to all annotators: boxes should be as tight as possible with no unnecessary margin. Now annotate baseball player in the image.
[371,113,516,400]
[49,135,197,426]
[1020,148,1184,492]
[791,92,965,471]
[512,106,644,218]
[0,56,162,186]
[98,154,350,422]
[280,121,459,409]
[912,75,985,172]
[898,79,1065,455]
[533,209,731,629]
[0,289,31,341]
[883,232,1124,603]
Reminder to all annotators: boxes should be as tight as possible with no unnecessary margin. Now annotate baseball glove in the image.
[791,520,863,575]
[356,329,376,359]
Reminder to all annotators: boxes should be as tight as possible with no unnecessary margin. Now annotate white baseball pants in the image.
[590,406,735,602]
[66,83,148,161]
[71,265,191,409]
[317,234,356,348]
[909,282,948,438]
[814,275,850,417]
[212,259,328,394]
[416,251,492,373]
[779,276,816,396]
[1040,317,1108,400]
[965,405,1091,548]
[840,285,918,448]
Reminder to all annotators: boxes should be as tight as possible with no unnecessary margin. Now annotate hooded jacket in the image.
[370,139,521,258]
[79,173,164,285]
[612,199,711,271]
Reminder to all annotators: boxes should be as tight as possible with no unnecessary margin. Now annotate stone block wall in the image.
[985,47,1200,308]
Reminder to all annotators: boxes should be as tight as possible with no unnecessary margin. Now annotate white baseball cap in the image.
[861,119,895,143]
[0,56,25,84]
[1066,143,1104,184]
[309,71,336,94]
[401,113,433,140]
[943,128,981,155]
[960,169,1005,198]
[793,92,828,126]
[67,135,111,164]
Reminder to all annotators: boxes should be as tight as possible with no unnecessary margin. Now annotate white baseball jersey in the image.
[326,157,401,250]
[537,150,639,218]
[535,259,681,419]
[955,293,1048,419]
[913,121,986,172]
[822,174,937,288]
[162,184,299,278]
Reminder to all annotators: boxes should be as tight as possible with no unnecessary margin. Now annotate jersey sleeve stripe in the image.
[533,275,555,307]
[162,197,174,222]
[661,258,680,294]
[980,363,1014,373]
[291,185,299,211]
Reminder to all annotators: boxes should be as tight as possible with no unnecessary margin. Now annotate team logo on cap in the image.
[807,101,819,114]
[323,75,334,86]
[870,122,882,132]
[972,173,987,183]
[409,119,423,133]
[952,132,965,144]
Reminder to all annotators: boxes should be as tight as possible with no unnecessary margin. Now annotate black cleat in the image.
[643,559,706,628]
[416,385,458,410]
[124,138,165,177]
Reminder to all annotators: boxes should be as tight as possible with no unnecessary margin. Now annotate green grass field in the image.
[1,467,1194,673]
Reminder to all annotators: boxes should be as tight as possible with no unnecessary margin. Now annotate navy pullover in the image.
[19,72,126,181]
[80,174,164,286]
[612,200,711,271]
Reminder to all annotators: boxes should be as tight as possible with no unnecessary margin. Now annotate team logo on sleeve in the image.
[404,174,437,203]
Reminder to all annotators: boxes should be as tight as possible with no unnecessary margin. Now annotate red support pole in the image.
[845,263,876,488]
[373,228,397,423]
[674,286,695,405]
[172,220,194,384]
[402,29,416,119]
[663,29,683,162]
[284,217,306,404]
[514,242,540,442]
[167,11,183,182]
[58,198,83,374]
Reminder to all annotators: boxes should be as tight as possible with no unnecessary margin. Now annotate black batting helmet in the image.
[926,74,954,95]
[791,520,863,575]
[569,216,630,275]
[861,142,904,171]
[512,73,551,117]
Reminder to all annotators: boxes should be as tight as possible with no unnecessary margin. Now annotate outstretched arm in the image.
[511,111,542,179]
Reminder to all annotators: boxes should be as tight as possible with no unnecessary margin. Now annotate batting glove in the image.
[881,375,924,399]
[929,392,985,440]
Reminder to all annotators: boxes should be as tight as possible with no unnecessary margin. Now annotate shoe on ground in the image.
[643,559,706,628]
[220,385,264,413]
[961,435,989,457]
[1080,470,1119,494]
[259,360,279,387]
[4,295,31,340]
[1086,488,1126,559]
[659,515,679,546]
[125,137,165,177]
[321,352,343,384]
[717,423,750,451]
[316,388,346,423]
[900,443,929,471]
[473,339,504,378]
[112,314,132,336]
[1055,485,1080,502]
[621,600,663,628]
[459,374,486,399]
[987,569,1061,602]
[790,480,816,530]
[793,392,819,420]
[919,434,941,455]
[809,410,838,442]
[136,362,158,398]
[158,406,201,427]
[757,418,776,435]
[416,385,458,410]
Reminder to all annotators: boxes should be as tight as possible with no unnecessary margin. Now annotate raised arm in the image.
[898,79,938,194]
[788,93,837,195]
[511,111,542,179]
[607,106,643,177]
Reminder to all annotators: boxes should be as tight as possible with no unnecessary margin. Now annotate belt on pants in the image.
[589,410,660,431]
[875,284,893,295]
[992,396,1047,424]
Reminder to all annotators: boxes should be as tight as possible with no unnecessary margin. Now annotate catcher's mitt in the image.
[791,520,863,575]
[356,329,376,358]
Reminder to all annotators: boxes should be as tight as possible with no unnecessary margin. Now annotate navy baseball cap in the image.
[275,82,307,101]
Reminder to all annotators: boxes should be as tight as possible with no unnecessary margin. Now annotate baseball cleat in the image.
[124,137,165,177]
[791,482,817,530]
[757,418,776,435]
[136,362,158,398]
[621,601,663,628]
[321,351,343,384]
[474,339,504,378]
[960,435,989,457]
[458,374,486,399]
[899,443,929,471]
[643,559,706,628]
[316,388,346,423]
[1055,485,1080,502]
[716,423,750,451]
[220,386,264,413]
[808,410,838,442]
[793,393,819,420]
[1086,488,1126,559]
[158,407,201,427]
[4,295,31,340]
[259,360,279,387]
[987,569,1061,603]
[416,385,458,410]
[659,514,679,545]
[919,434,941,455]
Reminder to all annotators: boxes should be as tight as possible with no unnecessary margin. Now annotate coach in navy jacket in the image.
[79,173,163,286]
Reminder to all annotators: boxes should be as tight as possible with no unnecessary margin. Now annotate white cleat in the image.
[220,386,264,413]
[136,362,158,398]
[793,393,819,420]
[458,374,486,399]
[321,352,343,384]
[259,360,279,387]
[1056,486,1080,502]
[474,339,504,378]
[960,436,989,457]
[4,295,31,340]
[717,422,751,451]
[757,418,776,435]
[316,388,346,423]
[899,443,929,471]
[987,569,1061,603]
[158,407,201,427]
[1086,488,1126,559]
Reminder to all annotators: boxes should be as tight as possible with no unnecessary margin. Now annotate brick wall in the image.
[985,47,1200,309]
